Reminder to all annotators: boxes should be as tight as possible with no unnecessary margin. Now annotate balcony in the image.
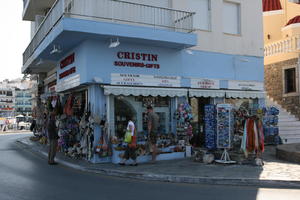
[23,0,56,21]
[22,0,196,72]
[264,35,300,57]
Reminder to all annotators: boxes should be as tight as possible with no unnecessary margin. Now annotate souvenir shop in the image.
[31,39,267,165]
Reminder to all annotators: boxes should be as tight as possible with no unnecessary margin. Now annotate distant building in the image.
[0,78,35,117]
[15,88,32,116]
[0,87,15,117]
[263,0,300,117]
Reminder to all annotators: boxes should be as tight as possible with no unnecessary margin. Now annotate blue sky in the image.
[0,1,30,81]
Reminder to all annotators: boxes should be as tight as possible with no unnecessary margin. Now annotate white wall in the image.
[172,0,264,57]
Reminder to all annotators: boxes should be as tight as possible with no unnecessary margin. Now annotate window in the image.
[189,0,211,31]
[6,91,12,96]
[284,68,296,93]
[223,1,240,35]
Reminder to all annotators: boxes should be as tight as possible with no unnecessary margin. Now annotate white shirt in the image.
[127,120,135,136]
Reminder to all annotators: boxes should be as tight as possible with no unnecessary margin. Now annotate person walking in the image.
[147,105,159,162]
[119,119,138,166]
[47,111,59,165]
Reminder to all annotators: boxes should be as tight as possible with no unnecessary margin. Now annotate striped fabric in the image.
[262,0,282,12]
[286,15,300,26]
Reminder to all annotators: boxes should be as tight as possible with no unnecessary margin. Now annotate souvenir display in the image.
[263,106,280,145]
[204,104,216,149]
[175,102,193,142]
[216,104,234,149]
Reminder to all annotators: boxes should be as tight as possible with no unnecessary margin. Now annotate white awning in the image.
[103,86,187,97]
[189,89,225,98]
[225,90,265,99]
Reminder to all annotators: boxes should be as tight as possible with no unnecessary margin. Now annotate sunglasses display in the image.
[216,104,234,149]
[263,106,280,144]
[204,104,217,150]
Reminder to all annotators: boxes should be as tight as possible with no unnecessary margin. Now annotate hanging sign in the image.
[56,74,80,92]
[191,78,220,89]
[228,80,264,91]
[111,73,180,87]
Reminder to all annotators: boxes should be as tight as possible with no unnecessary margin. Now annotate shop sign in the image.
[59,67,76,79]
[56,74,80,92]
[228,80,264,91]
[111,73,180,87]
[191,78,220,89]
[48,80,56,92]
[60,53,75,69]
[114,52,160,69]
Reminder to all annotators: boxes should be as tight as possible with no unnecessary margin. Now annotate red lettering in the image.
[141,53,147,61]
[136,53,141,60]
[60,53,75,69]
[151,55,158,62]
[59,67,76,79]
[124,52,130,59]
[117,52,123,59]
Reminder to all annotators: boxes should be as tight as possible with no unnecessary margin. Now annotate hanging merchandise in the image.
[204,104,217,150]
[175,102,193,143]
[64,95,74,116]
[263,106,280,145]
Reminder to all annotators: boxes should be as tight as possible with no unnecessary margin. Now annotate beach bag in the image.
[124,131,132,143]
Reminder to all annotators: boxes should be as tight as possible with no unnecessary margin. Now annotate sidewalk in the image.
[17,136,300,188]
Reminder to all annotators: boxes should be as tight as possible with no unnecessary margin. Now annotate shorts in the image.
[149,132,157,145]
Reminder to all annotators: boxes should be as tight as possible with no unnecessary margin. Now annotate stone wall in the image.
[265,58,300,118]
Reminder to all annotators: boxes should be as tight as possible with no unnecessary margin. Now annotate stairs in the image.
[266,96,300,144]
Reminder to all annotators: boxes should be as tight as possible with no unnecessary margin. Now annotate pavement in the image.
[17,136,300,188]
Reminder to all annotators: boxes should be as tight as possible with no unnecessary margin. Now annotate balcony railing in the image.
[264,35,300,57]
[23,0,195,66]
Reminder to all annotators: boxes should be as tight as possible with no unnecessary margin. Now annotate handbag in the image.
[128,136,137,149]
[124,131,132,143]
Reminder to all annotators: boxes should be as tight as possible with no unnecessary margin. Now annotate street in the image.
[0,133,299,200]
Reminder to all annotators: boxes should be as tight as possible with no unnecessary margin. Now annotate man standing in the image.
[47,112,58,165]
[147,105,159,162]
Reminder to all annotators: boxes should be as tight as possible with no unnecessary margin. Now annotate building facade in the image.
[22,0,264,163]
[15,88,32,116]
[0,79,35,117]
[263,0,300,117]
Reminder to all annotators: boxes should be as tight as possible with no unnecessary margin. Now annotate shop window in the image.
[115,98,136,138]
[284,68,296,93]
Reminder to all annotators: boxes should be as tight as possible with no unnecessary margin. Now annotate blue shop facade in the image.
[26,17,265,163]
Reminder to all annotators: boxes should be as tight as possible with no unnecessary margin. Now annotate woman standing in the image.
[119,119,138,166]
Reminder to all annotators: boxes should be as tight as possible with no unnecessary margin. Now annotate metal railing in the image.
[264,35,300,57]
[23,0,195,66]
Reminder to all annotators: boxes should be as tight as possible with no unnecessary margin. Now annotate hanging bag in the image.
[124,130,132,143]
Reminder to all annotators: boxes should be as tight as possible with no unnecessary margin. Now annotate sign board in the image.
[191,78,220,89]
[228,81,264,91]
[56,74,80,92]
[111,73,181,87]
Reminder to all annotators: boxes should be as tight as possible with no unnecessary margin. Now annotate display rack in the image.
[204,104,217,149]
[215,104,236,164]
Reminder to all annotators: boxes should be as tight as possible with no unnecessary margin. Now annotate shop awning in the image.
[189,89,225,98]
[225,90,265,99]
[103,86,187,97]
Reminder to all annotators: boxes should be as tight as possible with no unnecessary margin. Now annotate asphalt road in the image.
[0,133,299,200]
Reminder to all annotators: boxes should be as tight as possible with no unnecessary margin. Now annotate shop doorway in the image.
[190,97,211,147]
[114,97,137,138]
